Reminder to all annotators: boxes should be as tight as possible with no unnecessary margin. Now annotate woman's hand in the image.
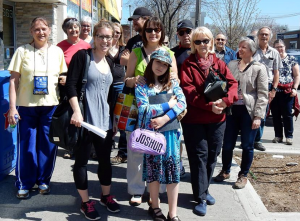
[136,75,146,86]
[8,107,20,125]
[290,88,297,97]
[252,116,261,129]
[212,101,224,115]
[212,99,226,114]
[151,115,170,130]
[58,76,67,86]
[168,95,177,108]
[215,99,227,109]
[70,111,83,127]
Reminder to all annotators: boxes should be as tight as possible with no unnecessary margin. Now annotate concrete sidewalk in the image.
[0,109,299,220]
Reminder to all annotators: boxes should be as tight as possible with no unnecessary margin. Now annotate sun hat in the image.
[150,49,172,66]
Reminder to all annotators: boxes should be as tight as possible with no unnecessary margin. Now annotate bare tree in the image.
[132,0,195,46]
[205,0,260,48]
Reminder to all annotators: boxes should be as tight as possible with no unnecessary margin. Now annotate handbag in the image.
[129,107,166,155]
[49,51,90,151]
[204,67,228,102]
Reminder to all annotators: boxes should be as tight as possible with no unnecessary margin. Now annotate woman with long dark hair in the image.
[124,16,178,206]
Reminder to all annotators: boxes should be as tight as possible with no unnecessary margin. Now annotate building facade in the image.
[0,0,121,70]
[277,30,300,50]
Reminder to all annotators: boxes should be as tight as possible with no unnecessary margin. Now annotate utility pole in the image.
[195,0,201,27]
[129,5,132,38]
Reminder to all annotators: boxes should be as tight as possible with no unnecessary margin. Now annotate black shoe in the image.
[80,200,101,220]
[254,142,266,151]
[167,213,181,221]
[148,207,167,221]
[100,194,120,213]
[180,166,186,178]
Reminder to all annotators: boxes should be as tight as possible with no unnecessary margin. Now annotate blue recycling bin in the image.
[0,70,17,181]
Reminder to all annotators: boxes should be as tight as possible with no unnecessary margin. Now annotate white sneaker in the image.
[38,184,50,194]
[16,189,29,199]
[286,138,293,145]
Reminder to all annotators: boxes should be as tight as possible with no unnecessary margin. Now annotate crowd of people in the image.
[6,6,299,221]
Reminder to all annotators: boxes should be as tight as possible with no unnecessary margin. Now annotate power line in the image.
[258,12,300,20]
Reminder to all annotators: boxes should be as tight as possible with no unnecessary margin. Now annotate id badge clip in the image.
[33,76,49,95]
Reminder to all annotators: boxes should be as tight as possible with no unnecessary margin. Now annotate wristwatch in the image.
[271,87,278,92]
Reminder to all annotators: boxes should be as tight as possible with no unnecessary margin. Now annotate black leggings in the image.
[73,129,113,190]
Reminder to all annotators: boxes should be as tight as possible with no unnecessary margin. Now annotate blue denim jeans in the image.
[270,92,294,138]
[111,83,127,156]
[222,105,258,177]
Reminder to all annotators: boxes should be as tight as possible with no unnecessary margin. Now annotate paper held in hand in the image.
[81,122,107,138]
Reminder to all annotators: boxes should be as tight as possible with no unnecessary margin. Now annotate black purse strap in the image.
[140,106,148,129]
[79,51,91,101]
[141,47,150,64]
[241,60,255,72]
[210,67,228,83]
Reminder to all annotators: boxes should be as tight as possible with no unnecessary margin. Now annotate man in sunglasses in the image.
[214,33,237,65]
[171,19,194,179]
[120,7,152,66]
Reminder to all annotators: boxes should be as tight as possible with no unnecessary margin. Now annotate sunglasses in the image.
[216,38,225,42]
[96,35,113,41]
[194,39,210,45]
[178,29,192,36]
[145,28,161,33]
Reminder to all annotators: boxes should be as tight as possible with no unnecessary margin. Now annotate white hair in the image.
[81,16,92,24]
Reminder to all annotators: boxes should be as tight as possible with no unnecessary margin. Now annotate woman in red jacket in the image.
[180,27,238,217]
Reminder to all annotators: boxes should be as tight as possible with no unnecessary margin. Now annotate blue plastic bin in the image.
[0,70,17,181]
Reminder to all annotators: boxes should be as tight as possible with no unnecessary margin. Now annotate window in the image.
[290,41,297,49]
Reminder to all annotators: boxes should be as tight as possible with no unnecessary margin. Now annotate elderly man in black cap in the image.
[120,7,152,66]
[171,19,194,179]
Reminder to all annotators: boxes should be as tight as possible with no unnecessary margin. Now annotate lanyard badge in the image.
[32,43,49,95]
[33,76,49,95]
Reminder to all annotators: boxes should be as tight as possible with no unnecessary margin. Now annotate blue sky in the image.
[121,0,300,31]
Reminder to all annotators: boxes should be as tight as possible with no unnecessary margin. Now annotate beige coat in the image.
[227,60,268,120]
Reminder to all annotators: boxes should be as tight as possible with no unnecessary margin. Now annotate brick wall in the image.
[15,3,58,46]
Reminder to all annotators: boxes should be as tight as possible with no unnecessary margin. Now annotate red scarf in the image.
[195,53,214,71]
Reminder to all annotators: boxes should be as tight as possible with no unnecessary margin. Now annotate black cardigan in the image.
[65,49,114,103]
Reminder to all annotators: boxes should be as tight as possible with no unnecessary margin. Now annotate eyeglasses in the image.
[194,39,210,45]
[178,29,192,36]
[95,35,113,41]
[216,38,225,42]
[145,28,161,33]
[115,31,121,35]
[82,25,91,28]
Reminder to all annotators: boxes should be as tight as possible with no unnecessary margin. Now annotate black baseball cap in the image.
[177,19,194,31]
[128,7,152,21]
